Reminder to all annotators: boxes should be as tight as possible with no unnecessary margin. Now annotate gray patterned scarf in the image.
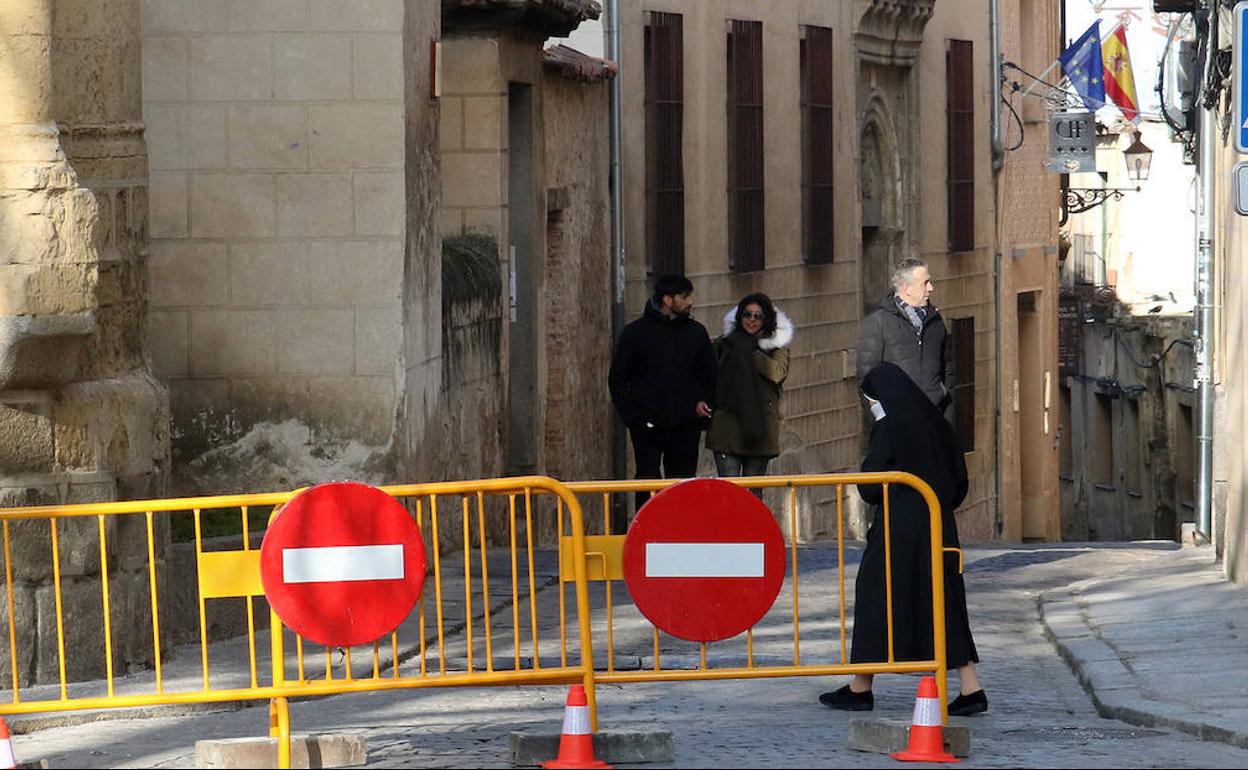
[894,294,927,337]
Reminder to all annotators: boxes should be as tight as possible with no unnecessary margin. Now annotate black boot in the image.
[948,689,988,716]
[818,684,874,711]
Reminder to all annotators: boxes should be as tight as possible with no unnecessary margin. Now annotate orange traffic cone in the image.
[0,717,15,769]
[891,676,959,763]
[541,685,611,769]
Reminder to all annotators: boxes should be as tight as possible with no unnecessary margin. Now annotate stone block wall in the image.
[141,0,409,495]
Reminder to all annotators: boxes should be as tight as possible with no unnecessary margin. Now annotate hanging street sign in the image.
[1048,111,1097,173]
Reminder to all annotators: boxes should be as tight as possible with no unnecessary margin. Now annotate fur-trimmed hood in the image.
[721,307,794,351]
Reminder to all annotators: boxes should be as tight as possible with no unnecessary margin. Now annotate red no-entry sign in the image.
[260,482,426,647]
[622,478,786,642]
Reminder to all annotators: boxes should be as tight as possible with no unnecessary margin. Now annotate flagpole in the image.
[1019,59,1062,98]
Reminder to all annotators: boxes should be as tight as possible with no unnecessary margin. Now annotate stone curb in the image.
[509,730,675,766]
[1039,588,1248,752]
[846,718,971,758]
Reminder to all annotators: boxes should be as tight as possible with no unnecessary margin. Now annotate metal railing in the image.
[0,476,598,768]
[549,472,958,721]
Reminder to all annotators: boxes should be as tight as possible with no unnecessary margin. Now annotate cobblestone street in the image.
[14,543,1248,768]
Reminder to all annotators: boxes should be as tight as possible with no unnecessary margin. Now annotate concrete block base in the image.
[847,718,971,758]
[195,734,367,768]
[510,730,675,766]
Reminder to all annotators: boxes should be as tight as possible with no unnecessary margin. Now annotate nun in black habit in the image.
[819,361,987,716]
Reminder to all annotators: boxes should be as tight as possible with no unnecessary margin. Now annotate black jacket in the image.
[856,293,952,410]
[609,300,716,431]
[851,362,977,669]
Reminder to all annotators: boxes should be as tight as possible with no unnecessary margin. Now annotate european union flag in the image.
[1060,21,1105,111]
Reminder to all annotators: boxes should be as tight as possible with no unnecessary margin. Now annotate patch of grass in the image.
[171,505,276,544]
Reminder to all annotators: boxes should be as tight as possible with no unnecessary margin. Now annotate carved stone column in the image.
[0,0,169,685]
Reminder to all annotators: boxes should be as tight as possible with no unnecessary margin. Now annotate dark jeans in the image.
[629,424,702,510]
[712,452,771,498]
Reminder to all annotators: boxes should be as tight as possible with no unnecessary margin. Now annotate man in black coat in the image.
[857,258,954,422]
[609,274,716,508]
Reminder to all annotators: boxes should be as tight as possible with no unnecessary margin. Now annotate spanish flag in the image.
[1101,25,1139,122]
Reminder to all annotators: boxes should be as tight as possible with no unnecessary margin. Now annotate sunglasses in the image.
[741,311,766,321]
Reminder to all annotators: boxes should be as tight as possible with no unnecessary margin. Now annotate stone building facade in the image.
[437,12,613,494]
[1058,288,1195,541]
[1059,118,1197,543]
[614,0,1060,541]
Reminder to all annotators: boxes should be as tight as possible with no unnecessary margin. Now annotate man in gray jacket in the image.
[857,258,954,422]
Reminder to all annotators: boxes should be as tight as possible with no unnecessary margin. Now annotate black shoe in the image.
[949,689,988,716]
[819,684,874,711]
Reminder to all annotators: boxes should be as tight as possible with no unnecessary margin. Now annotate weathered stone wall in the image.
[0,0,170,686]
[540,71,612,485]
[398,0,447,488]
[141,0,408,495]
[1059,302,1193,541]
[438,233,505,484]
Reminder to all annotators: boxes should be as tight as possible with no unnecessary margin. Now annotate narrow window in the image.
[1177,403,1195,512]
[1122,396,1142,495]
[645,12,684,275]
[801,25,835,264]
[1093,393,1114,485]
[1059,385,1073,479]
[950,317,976,451]
[946,39,975,253]
[728,19,764,272]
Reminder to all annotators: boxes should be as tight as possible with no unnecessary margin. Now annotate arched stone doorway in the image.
[859,95,905,317]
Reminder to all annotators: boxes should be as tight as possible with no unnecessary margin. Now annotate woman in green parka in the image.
[706,293,793,489]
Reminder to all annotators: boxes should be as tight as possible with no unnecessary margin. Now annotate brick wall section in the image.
[141,0,407,494]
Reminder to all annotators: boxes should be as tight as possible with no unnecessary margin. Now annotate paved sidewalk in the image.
[1039,544,1248,750]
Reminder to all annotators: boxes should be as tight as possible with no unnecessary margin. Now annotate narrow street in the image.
[15,543,1248,768]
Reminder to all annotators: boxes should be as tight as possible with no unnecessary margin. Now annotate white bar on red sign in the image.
[282,544,405,584]
[644,542,765,578]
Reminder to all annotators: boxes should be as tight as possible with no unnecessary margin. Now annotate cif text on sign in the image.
[1048,111,1096,173]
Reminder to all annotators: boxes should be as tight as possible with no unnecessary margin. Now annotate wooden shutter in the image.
[801,26,835,264]
[728,20,764,272]
[946,39,974,253]
[950,317,975,452]
[646,12,684,276]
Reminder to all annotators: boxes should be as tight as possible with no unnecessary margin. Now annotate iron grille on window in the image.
[950,316,975,452]
[728,19,764,272]
[645,12,684,276]
[801,26,835,264]
[946,39,974,254]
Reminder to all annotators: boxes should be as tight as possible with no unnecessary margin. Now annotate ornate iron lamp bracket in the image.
[1063,186,1137,215]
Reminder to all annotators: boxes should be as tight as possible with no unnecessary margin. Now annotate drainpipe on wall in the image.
[605,0,628,533]
[1194,1,1216,544]
[989,0,1004,535]
[990,0,1004,171]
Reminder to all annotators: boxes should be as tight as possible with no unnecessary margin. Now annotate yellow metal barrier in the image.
[0,476,598,768]
[552,472,957,723]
